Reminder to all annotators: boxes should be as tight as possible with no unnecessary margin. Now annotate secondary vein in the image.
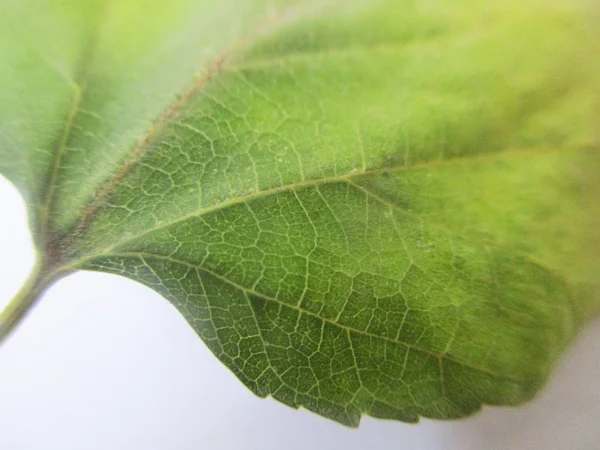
[87,250,528,385]
[40,1,110,241]
[76,146,576,284]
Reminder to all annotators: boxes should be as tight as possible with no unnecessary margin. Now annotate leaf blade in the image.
[1,0,599,426]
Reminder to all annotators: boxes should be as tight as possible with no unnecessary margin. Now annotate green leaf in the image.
[1,0,599,427]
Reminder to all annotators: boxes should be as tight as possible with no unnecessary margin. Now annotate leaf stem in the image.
[0,256,55,345]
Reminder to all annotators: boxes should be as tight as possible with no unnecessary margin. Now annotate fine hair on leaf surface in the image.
[1,0,599,427]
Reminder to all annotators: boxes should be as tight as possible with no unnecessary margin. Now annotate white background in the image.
[1,175,599,450]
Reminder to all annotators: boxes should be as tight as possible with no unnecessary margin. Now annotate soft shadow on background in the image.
[1,176,598,450]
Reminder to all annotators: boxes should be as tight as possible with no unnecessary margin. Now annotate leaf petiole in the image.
[0,255,62,345]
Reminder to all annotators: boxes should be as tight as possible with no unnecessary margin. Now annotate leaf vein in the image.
[100,251,526,385]
[88,147,560,256]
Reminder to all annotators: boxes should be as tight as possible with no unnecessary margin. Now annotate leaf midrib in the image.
[67,32,473,238]
[42,2,304,245]
[53,7,501,244]
[46,2,579,287]
[73,52,233,237]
